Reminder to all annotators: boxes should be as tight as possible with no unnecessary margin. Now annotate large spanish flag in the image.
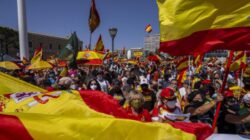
[157,0,250,56]
[0,90,212,140]
[0,72,46,94]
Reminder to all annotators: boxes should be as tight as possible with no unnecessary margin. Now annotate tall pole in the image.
[17,0,29,60]
[89,33,92,50]
[188,55,191,87]
[212,51,234,131]
[111,37,114,53]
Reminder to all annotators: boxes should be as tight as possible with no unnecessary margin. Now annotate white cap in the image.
[140,78,148,85]
[243,94,250,102]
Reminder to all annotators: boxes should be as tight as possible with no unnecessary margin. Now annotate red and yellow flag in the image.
[0,89,212,140]
[31,47,43,64]
[176,57,189,71]
[94,35,104,51]
[157,0,250,56]
[89,0,100,33]
[145,24,153,33]
[230,51,247,71]
[193,55,203,66]
[22,57,29,65]
[77,50,105,65]
[0,71,46,94]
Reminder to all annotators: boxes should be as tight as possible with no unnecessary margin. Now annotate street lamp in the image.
[109,28,117,55]
[0,34,5,61]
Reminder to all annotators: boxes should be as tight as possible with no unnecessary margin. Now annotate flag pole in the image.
[89,32,92,50]
[240,51,246,88]
[212,50,234,131]
[188,55,191,87]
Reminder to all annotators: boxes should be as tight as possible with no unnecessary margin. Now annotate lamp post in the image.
[0,34,5,61]
[109,28,117,59]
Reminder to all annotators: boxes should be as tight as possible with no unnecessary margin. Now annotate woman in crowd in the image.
[87,79,102,91]
[125,90,151,122]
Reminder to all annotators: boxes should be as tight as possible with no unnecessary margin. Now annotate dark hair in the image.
[187,90,205,102]
[87,79,101,90]
[112,79,122,87]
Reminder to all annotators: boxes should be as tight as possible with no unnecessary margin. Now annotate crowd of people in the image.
[1,58,250,135]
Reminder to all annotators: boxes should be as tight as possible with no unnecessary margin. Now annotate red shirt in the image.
[125,107,152,122]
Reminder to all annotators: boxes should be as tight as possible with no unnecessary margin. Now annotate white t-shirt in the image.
[98,80,110,93]
[179,87,187,98]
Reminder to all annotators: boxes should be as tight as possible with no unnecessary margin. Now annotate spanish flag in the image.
[145,24,153,33]
[0,72,46,94]
[177,68,188,86]
[77,50,105,65]
[94,35,104,51]
[176,57,189,71]
[22,57,29,65]
[0,89,213,140]
[193,55,203,66]
[31,46,43,64]
[230,51,247,71]
[89,0,100,33]
[157,0,250,56]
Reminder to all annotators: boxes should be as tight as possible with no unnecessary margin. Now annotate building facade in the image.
[144,34,160,53]
[0,27,83,60]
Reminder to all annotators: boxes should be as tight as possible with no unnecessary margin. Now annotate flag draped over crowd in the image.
[0,86,213,140]
[0,72,46,94]
[157,0,250,56]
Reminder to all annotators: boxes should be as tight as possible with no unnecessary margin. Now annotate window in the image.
[49,44,52,50]
[58,44,61,50]
[28,41,32,48]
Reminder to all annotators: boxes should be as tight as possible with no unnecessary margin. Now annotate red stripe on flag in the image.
[159,27,250,56]
[79,90,213,140]
[0,114,33,140]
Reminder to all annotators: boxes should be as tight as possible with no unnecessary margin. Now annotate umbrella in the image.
[0,61,21,70]
[26,61,53,70]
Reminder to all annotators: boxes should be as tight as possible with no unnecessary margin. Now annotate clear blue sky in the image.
[0,0,159,50]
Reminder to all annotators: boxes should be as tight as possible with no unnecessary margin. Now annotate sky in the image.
[0,0,159,50]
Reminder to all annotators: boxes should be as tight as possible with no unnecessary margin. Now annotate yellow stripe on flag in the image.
[0,72,46,94]
[1,90,196,140]
[157,0,250,42]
